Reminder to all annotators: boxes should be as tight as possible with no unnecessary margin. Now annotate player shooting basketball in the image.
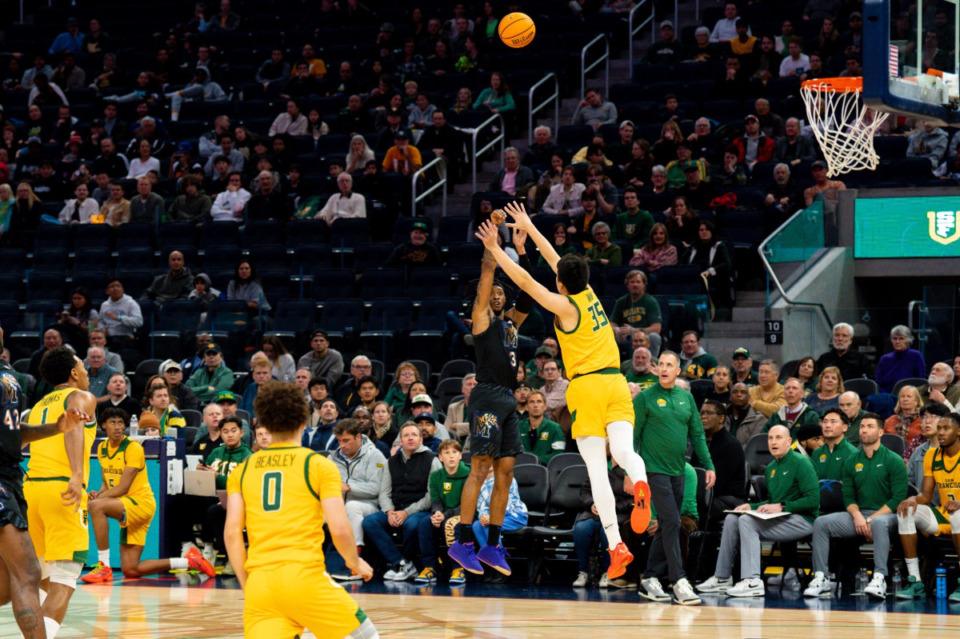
[474,201,652,582]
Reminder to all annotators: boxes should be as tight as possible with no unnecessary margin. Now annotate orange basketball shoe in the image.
[631,481,652,533]
[607,542,634,580]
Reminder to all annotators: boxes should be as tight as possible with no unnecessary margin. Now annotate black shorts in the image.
[469,383,521,460]
[0,473,28,530]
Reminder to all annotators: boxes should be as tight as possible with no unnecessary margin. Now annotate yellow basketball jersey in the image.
[227,445,342,573]
[925,446,960,505]
[98,437,154,502]
[555,286,621,378]
[26,388,97,480]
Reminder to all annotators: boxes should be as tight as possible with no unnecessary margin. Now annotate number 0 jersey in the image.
[227,446,343,573]
[925,446,960,506]
[555,286,621,378]
[26,388,97,481]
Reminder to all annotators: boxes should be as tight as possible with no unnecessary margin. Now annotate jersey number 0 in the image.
[261,471,283,512]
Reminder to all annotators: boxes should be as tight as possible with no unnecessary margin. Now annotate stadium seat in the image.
[149,300,202,361]
[312,269,357,301]
[26,272,65,301]
[360,298,415,364]
[318,298,364,350]
[200,221,242,249]
[285,219,330,250]
[359,268,404,300]
[406,267,452,299]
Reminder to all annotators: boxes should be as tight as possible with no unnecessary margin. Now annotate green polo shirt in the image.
[753,448,820,523]
[812,438,858,481]
[519,417,566,464]
[842,444,908,512]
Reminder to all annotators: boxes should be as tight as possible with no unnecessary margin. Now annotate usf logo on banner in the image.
[928,211,960,245]
[855,196,960,258]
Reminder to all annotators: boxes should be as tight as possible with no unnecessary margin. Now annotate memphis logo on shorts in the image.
[928,210,960,245]
[473,412,500,439]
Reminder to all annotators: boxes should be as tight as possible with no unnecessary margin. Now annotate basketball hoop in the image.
[800,77,889,177]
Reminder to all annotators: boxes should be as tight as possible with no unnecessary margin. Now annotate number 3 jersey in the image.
[474,315,519,389]
[555,286,620,377]
[227,446,343,573]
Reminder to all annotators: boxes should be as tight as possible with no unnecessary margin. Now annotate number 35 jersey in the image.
[227,446,343,573]
[555,286,620,377]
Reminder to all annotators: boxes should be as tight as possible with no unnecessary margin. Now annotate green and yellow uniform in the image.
[555,287,635,438]
[923,447,960,535]
[227,446,367,638]
[98,436,156,545]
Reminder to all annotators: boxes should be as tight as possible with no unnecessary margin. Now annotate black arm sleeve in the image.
[514,253,535,314]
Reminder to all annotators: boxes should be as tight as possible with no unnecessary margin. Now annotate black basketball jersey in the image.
[0,361,24,476]
[474,315,519,390]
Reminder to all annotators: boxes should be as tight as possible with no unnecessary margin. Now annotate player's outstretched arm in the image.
[224,492,249,588]
[475,220,572,317]
[471,241,498,336]
[323,496,374,581]
[504,201,561,273]
[19,407,90,444]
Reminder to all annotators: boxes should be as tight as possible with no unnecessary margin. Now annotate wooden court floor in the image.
[3,578,960,638]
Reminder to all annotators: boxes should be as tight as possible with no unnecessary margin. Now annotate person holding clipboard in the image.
[696,424,820,597]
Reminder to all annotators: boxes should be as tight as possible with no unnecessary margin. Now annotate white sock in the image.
[577,435,623,549]
[169,557,189,570]
[203,543,215,556]
[43,617,60,639]
[98,549,110,566]
[905,557,921,580]
[606,421,647,484]
[181,541,195,556]
[38,588,47,606]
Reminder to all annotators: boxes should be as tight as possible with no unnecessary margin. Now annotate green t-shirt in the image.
[615,209,655,247]
[764,405,821,440]
[611,293,662,329]
[205,443,253,489]
[842,444,908,512]
[585,243,622,266]
[625,370,658,390]
[681,353,718,380]
[519,418,566,464]
[811,439,858,481]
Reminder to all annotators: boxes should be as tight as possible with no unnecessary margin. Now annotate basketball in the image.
[498,12,536,48]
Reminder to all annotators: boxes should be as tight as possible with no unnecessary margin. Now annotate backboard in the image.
[863,0,960,124]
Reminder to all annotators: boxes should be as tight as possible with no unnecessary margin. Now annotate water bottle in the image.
[130,414,139,437]
[855,567,868,595]
[936,563,948,599]
[892,565,902,597]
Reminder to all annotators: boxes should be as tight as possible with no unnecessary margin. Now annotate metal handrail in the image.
[470,113,506,193]
[627,0,656,71]
[527,73,559,147]
[580,34,610,100]
[411,156,447,217]
[757,207,834,332]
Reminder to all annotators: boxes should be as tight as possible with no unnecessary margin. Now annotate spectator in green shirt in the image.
[810,408,858,484]
[584,221,621,266]
[611,270,663,356]
[730,346,759,386]
[623,346,658,390]
[678,330,718,380]
[418,439,471,585]
[519,390,566,464]
[614,187,655,248]
[185,343,235,405]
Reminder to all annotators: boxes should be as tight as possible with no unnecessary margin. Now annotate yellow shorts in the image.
[932,505,954,536]
[120,495,156,547]
[244,563,364,639]
[24,479,89,563]
[567,370,635,439]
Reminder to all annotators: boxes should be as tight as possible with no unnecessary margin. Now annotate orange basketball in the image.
[498,12,536,48]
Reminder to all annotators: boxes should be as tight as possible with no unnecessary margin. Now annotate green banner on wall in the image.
[855,196,960,258]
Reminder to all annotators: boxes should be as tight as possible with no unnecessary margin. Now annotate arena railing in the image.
[758,201,833,332]
[470,114,506,193]
[580,34,610,101]
[527,73,559,149]
[627,0,657,72]
[412,156,448,218]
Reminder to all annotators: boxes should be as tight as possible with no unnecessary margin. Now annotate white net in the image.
[801,78,890,178]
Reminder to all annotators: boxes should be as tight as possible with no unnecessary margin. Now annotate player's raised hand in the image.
[512,224,528,251]
[56,407,90,434]
[475,219,500,249]
[503,201,532,230]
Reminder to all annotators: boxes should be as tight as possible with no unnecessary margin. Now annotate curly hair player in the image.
[224,381,379,638]
[474,201,652,580]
